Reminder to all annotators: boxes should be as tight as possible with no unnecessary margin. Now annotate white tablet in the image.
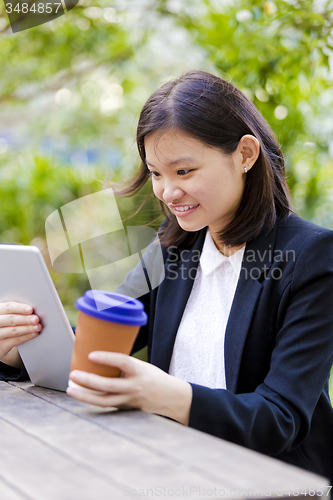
[0,244,75,391]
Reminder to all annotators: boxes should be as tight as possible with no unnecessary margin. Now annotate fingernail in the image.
[88,352,98,360]
[25,306,32,313]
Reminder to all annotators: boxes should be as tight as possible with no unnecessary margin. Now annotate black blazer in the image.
[122,212,333,483]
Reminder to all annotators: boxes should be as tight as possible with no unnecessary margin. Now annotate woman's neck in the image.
[209,230,246,257]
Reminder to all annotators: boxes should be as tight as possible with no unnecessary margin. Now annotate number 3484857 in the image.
[5,3,62,14]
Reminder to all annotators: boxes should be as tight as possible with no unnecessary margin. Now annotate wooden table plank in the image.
[8,381,329,499]
[0,416,127,500]
[0,382,247,499]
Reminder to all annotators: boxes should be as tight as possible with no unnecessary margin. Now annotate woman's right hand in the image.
[0,301,42,367]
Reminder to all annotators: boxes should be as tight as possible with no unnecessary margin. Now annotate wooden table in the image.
[0,380,329,500]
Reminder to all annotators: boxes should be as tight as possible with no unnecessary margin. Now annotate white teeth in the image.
[174,204,199,212]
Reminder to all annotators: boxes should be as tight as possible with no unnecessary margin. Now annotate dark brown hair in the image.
[118,70,292,249]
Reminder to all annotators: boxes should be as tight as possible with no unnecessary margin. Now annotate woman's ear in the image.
[235,135,260,173]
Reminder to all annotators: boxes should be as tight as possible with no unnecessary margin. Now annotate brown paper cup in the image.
[69,310,140,390]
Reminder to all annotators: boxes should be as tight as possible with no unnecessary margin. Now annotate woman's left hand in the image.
[66,352,192,425]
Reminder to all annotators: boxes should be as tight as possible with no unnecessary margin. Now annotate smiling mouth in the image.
[173,204,199,212]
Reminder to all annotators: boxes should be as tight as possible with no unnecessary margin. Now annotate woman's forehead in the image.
[144,130,211,165]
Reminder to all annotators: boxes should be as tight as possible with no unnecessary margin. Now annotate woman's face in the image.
[144,129,250,241]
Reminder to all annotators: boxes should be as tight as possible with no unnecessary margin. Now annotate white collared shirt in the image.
[168,228,245,389]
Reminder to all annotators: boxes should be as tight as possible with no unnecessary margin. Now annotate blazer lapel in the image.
[224,221,278,392]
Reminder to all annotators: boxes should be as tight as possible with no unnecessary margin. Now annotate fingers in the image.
[69,369,132,394]
[0,303,41,344]
[0,323,42,339]
[66,385,130,408]
[67,354,143,409]
[14,330,40,345]
[0,313,40,328]
[1,330,40,354]
[0,302,33,315]
[88,351,137,376]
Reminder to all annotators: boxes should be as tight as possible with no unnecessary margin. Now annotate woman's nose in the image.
[162,185,185,204]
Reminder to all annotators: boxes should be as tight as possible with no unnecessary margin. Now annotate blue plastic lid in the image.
[75,290,148,326]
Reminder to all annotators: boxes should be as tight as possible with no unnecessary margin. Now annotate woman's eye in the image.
[148,169,192,178]
[177,169,191,176]
[149,171,160,178]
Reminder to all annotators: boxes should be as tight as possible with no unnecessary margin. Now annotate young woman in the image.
[1,70,333,482]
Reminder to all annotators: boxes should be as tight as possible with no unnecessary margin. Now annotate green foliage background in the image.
[1,0,333,389]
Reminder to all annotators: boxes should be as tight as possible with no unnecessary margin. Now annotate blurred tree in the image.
[0,0,206,161]
[156,0,333,224]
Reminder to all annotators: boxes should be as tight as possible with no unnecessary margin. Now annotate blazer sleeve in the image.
[0,361,29,381]
[188,229,333,456]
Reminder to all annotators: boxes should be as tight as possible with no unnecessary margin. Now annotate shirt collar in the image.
[200,228,246,276]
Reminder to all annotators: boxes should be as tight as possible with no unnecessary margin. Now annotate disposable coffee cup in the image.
[69,290,148,392]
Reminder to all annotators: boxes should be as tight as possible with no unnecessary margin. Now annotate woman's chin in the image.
[176,219,207,232]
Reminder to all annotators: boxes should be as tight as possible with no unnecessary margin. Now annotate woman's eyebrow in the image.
[145,156,198,168]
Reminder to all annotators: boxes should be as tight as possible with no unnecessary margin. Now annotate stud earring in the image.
[244,167,248,173]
